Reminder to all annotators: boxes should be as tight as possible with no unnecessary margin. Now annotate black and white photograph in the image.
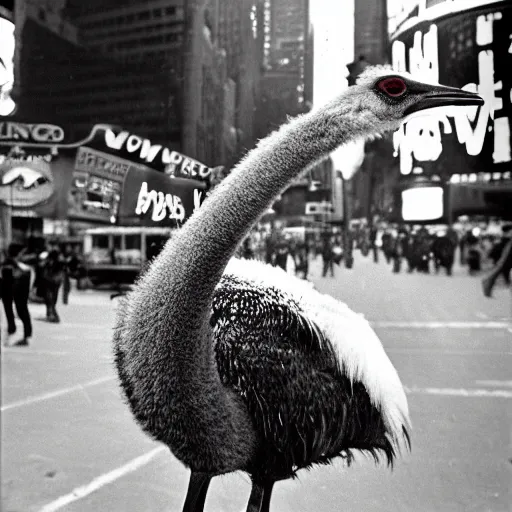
[1,0,511,510]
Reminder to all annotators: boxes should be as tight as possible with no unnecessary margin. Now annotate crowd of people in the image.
[236,221,512,295]
[373,224,512,282]
[2,222,510,346]
[0,238,85,347]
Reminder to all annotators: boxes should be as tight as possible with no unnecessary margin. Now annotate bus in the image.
[83,226,174,287]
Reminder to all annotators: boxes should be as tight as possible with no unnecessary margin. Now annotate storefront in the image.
[388,0,512,222]
[0,120,211,245]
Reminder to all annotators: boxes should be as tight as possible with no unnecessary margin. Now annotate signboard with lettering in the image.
[102,127,213,181]
[67,146,138,223]
[0,122,214,224]
[390,3,512,179]
[119,167,208,227]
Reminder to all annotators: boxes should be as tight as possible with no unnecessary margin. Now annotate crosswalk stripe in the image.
[404,386,512,398]
[371,321,510,329]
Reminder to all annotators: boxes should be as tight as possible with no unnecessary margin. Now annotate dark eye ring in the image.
[377,77,407,97]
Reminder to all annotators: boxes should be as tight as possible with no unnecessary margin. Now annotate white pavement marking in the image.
[404,386,512,398]
[38,447,166,512]
[371,321,511,329]
[0,376,115,411]
[388,348,511,356]
[0,348,70,356]
[475,380,512,388]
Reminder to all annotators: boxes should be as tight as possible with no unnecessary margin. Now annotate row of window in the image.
[100,32,184,51]
[80,6,181,29]
[85,19,183,41]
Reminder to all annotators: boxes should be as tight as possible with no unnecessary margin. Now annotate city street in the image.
[1,253,511,512]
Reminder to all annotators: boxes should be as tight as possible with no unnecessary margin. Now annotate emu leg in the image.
[246,481,274,512]
[182,472,212,512]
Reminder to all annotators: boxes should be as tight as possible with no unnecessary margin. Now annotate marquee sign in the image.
[0,122,214,224]
[390,3,512,179]
[103,127,213,181]
[0,158,54,208]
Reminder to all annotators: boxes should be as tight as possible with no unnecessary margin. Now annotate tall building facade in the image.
[257,0,313,139]
[348,0,391,222]
[354,0,388,64]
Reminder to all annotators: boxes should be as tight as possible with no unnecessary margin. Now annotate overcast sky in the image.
[311,0,354,108]
[311,0,365,176]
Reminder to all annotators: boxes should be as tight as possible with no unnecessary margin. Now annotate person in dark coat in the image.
[432,235,456,276]
[241,238,255,260]
[274,239,290,272]
[294,243,309,280]
[40,241,67,323]
[321,237,335,277]
[1,244,33,346]
[482,227,512,296]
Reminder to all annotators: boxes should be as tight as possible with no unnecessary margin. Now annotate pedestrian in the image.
[482,228,512,297]
[1,243,33,346]
[241,237,255,260]
[40,240,66,323]
[294,242,309,280]
[370,225,379,263]
[274,238,290,272]
[321,237,335,277]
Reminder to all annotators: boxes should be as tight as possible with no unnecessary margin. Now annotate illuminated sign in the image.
[120,168,207,227]
[0,16,15,116]
[401,186,444,222]
[0,122,65,143]
[390,4,512,178]
[135,182,205,223]
[0,159,55,208]
[68,147,136,223]
[104,128,212,181]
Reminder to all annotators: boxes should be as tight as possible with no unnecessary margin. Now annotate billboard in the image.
[0,122,210,226]
[0,14,16,116]
[390,2,511,181]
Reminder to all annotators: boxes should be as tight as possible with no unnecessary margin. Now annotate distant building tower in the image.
[347,0,392,223]
[257,0,312,139]
[354,0,388,65]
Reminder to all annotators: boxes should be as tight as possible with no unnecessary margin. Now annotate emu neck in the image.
[123,103,355,471]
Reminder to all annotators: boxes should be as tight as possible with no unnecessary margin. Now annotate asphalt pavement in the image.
[1,251,511,512]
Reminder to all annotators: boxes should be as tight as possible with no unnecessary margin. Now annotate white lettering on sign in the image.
[135,181,201,223]
[0,122,65,143]
[104,128,212,179]
[391,12,511,174]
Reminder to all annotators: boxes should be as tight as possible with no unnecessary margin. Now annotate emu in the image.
[113,67,483,512]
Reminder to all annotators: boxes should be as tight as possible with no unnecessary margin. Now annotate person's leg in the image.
[62,272,70,305]
[2,287,16,335]
[43,281,53,319]
[51,282,61,322]
[13,275,32,342]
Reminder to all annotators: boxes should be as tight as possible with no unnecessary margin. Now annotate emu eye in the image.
[377,77,407,97]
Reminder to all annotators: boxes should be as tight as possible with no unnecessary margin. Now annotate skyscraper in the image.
[257,0,312,138]
[353,0,388,64]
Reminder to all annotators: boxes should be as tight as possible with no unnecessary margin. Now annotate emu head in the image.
[335,67,484,138]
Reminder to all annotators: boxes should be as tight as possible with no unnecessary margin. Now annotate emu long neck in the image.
[121,102,355,469]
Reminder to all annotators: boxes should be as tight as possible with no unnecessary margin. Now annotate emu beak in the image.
[405,83,484,115]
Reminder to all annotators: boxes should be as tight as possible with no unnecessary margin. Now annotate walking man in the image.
[1,244,33,346]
